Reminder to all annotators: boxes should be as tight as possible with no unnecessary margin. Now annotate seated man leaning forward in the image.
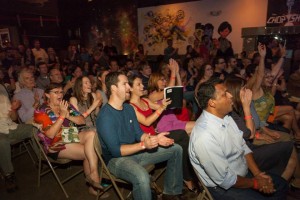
[96,72,183,200]
[189,79,288,200]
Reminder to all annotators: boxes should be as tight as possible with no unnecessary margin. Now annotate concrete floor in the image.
[0,147,198,200]
[1,144,300,200]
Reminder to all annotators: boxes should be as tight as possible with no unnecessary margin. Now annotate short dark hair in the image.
[212,56,224,67]
[105,71,124,97]
[45,82,63,94]
[218,21,232,34]
[196,78,222,109]
[128,74,140,87]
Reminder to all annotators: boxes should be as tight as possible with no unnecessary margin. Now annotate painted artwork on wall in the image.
[143,9,191,46]
[140,7,193,55]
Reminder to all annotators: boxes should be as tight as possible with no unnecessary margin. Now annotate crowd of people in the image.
[0,36,300,200]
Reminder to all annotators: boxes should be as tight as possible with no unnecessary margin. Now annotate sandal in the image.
[85,175,103,190]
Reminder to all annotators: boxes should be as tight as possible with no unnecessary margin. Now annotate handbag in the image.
[61,126,80,143]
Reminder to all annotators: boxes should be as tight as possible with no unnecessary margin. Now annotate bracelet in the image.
[58,116,65,121]
[170,76,176,80]
[140,141,146,149]
[82,112,88,117]
[244,115,252,120]
[255,132,260,139]
[253,178,259,190]
[155,111,161,116]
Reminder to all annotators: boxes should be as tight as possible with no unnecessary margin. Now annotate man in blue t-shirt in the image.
[97,72,183,200]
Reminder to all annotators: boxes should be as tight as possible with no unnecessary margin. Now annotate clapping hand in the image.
[91,95,101,109]
[59,100,70,118]
[144,135,159,149]
[157,132,174,147]
[168,58,179,73]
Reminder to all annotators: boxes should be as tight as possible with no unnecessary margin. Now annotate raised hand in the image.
[279,43,286,58]
[240,87,252,108]
[59,100,69,118]
[168,58,179,73]
[157,132,174,147]
[258,43,266,58]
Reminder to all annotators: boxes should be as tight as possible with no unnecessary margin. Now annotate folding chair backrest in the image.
[193,167,214,200]
[93,134,127,200]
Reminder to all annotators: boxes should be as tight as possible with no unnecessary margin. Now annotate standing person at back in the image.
[31,39,48,64]
[164,39,179,62]
[96,72,184,200]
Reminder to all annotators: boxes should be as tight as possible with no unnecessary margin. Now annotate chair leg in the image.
[22,141,35,165]
[37,151,42,187]
[44,157,69,198]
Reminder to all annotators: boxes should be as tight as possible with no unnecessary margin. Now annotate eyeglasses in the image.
[159,78,166,81]
[218,62,225,64]
[50,91,63,94]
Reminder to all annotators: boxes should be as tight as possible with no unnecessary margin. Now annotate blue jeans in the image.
[207,173,288,200]
[107,144,183,200]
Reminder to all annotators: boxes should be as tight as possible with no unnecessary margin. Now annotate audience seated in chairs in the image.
[96,71,184,200]
[13,68,44,123]
[129,73,198,195]
[0,83,34,192]
[246,43,300,140]
[225,76,300,189]
[189,78,288,199]
[34,83,102,196]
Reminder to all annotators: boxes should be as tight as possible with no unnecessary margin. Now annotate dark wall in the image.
[0,0,61,48]
[0,0,199,51]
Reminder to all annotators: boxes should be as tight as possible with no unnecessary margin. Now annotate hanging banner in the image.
[266,0,300,27]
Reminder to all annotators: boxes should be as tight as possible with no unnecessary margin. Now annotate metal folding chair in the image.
[193,167,214,200]
[93,134,162,200]
[10,137,35,164]
[32,133,83,198]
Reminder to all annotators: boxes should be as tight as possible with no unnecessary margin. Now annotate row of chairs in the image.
[9,126,213,199]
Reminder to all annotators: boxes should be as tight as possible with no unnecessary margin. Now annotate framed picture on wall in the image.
[0,28,10,48]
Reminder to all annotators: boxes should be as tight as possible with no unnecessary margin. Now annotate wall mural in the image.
[141,8,192,54]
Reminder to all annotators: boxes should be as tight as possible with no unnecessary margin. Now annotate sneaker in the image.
[4,173,18,193]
